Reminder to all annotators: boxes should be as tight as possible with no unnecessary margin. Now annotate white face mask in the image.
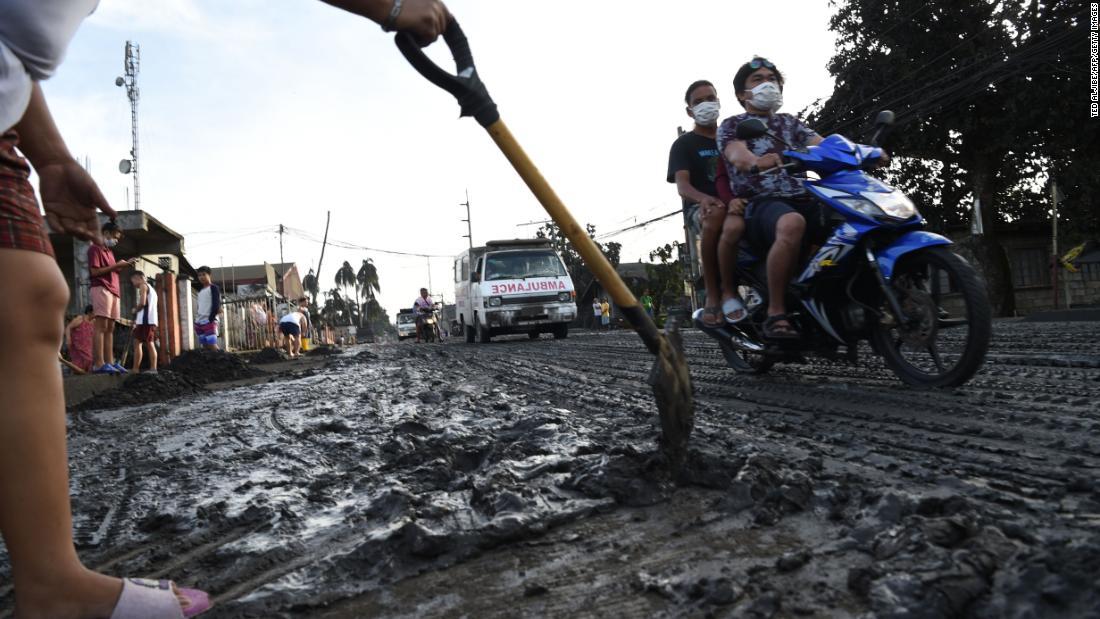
[691,100,721,126]
[105,238,118,248]
[747,82,783,112]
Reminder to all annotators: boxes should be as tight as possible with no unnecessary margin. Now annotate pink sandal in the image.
[109,578,211,618]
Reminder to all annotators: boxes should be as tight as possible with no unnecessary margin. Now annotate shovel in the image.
[396,22,695,467]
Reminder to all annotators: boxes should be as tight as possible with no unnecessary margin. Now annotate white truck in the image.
[454,239,577,342]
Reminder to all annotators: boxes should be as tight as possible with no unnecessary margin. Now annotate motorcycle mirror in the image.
[875,110,895,126]
[735,119,768,140]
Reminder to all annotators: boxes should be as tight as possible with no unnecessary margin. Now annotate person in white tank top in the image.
[129,271,158,373]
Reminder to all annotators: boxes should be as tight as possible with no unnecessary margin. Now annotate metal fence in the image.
[222,294,279,352]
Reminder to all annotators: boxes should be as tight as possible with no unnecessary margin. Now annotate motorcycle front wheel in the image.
[871,246,991,388]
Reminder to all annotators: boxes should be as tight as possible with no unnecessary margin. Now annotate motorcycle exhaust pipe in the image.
[692,309,766,354]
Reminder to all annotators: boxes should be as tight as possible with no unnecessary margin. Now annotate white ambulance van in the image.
[454,239,577,342]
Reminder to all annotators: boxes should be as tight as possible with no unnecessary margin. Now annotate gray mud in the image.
[2,320,1099,617]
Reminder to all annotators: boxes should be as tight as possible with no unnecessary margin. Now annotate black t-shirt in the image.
[667,130,721,207]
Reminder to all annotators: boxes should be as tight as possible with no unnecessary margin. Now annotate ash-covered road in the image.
[2,320,1099,617]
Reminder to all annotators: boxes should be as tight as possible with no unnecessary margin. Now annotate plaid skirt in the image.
[0,130,54,257]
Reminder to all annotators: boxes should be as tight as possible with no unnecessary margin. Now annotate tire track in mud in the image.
[2,323,1098,617]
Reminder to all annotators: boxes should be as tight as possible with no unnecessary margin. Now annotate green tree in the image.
[645,242,687,319]
[335,261,358,326]
[809,0,1091,315]
[536,222,621,297]
[302,269,319,306]
[356,258,380,328]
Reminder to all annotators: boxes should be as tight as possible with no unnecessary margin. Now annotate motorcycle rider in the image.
[413,287,434,342]
[717,58,823,339]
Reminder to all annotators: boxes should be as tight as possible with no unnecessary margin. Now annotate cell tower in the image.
[115,40,140,211]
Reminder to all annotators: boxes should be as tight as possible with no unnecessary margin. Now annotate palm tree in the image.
[303,269,319,306]
[335,261,358,327]
[356,258,380,328]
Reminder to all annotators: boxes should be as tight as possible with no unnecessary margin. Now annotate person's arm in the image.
[12,83,115,242]
[673,171,723,209]
[133,286,147,314]
[88,257,134,277]
[319,0,448,41]
[208,286,221,322]
[723,140,781,174]
[64,317,79,350]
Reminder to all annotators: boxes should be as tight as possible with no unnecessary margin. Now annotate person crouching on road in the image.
[130,271,158,373]
[64,304,95,372]
[279,309,307,359]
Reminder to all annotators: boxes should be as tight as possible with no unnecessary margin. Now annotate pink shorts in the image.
[90,286,120,320]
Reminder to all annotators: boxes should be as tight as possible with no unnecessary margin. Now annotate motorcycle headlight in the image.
[557,291,571,302]
[487,296,502,307]
[860,190,918,219]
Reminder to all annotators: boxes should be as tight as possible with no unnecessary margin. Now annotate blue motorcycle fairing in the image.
[786,135,884,176]
[796,219,877,285]
[876,230,952,280]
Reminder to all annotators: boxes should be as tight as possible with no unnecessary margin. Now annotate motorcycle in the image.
[417,304,443,343]
[696,111,991,388]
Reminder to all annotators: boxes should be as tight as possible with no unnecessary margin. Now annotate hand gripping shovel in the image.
[396,22,695,467]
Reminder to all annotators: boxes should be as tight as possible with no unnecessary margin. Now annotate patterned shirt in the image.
[716,112,819,199]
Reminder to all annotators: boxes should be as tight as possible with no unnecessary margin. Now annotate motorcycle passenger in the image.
[717,57,823,339]
[413,287,433,342]
[668,80,745,327]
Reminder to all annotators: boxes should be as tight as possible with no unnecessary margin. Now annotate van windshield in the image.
[484,250,567,281]
[397,313,415,324]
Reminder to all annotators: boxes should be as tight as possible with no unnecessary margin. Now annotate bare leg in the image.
[718,214,746,305]
[131,341,142,374]
[700,204,725,312]
[0,249,122,619]
[147,337,157,370]
[766,213,805,325]
[102,319,115,366]
[92,317,108,368]
[292,335,301,357]
[285,331,294,357]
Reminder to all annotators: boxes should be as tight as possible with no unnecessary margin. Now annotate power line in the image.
[594,209,682,241]
[282,226,455,258]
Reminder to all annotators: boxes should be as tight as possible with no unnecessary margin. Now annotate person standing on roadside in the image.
[592,297,603,330]
[129,271,158,373]
[88,221,136,374]
[0,1,451,616]
[195,266,222,351]
[600,298,611,331]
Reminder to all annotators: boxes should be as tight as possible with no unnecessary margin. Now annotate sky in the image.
[40,0,841,318]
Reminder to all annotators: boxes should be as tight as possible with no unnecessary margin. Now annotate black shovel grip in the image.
[395,20,499,127]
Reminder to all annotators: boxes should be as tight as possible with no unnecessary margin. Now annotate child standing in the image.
[130,271,158,373]
[88,221,136,373]
[195,266,221,351]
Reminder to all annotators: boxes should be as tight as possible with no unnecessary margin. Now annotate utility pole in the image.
[316,211,331,293]
[460,189,473,251]
[1051,180,1059,309]
[426,256,433,295]
[277,224,286,296]
[115,41,141,211]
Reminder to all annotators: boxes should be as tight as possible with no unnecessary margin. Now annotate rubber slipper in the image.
[109,578,211,619]
[698,306,724,328]
[722,297,748,324]
[763,314,800,340]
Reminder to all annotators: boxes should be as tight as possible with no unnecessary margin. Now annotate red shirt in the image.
[88,244,120,296]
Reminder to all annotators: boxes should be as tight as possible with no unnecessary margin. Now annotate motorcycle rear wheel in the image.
[871,247,991,388]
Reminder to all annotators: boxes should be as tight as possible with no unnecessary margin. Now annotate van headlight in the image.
[486,296,502,307]
[860,190,917,219]
[557,292,571,302]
